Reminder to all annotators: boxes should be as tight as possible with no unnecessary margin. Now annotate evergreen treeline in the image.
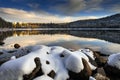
[69,13,120,28]
[0,18,12,28]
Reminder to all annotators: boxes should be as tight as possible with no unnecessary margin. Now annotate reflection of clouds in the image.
[2,34,120,55]
[101,43,120,55]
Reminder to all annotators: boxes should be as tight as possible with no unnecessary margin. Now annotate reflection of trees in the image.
[0,30,71,42]
[0,31,13,41]
[0,30,120,44]
[69,30,120,44]
[13,30,40,36]
[12,30,71,36]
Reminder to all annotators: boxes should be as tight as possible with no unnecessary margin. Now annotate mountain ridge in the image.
[69,13,120,28]
[0,13,120,28]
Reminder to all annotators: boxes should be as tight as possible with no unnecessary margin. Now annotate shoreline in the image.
[0,28,120,31]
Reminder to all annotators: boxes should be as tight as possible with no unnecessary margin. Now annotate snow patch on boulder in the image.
[108,53,120,69]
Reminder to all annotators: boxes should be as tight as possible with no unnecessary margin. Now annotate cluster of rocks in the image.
[91,50,120,80]
[21,50,120,80]
[28,52,118,80]
[0,44,120,80]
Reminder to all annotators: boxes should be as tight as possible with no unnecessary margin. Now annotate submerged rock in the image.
[0,41,4,46]
[0,52,3,55]
[14,43,20,49]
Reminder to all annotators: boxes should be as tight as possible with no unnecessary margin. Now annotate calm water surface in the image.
[0,30,120,55]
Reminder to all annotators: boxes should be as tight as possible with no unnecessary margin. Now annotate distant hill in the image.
[99,13,120,21]
[0,13,120,28]
[69,13,120,28]
[0,17,12,28]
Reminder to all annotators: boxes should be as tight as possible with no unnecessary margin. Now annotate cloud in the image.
[27,3,40,9]
[85,0,103,12]
[110,3,120,13]
[0,8,99,23]
[55,0,86,15]
[54,0,103,15]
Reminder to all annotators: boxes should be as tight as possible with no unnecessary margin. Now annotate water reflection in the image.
[13,30,40,36]
[0,31,13,42]
[0,30,120,43]
[1,34,120,55]
[0,30,71,41]
[0,30,120,55]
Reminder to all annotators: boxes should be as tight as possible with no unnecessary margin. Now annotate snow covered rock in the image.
[65,48,96,80]
[65,49,96,72]
[67,58,92,80]
[0,47,31,65]
[107,53,120,69]
[23,57,44,80]
[10,56,16,60]
[0,45,97,80]
[104,53,120,78]
[89,76,96,80]
[34,75,53,80]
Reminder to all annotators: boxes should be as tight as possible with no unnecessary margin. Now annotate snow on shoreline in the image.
[0,45,96,80]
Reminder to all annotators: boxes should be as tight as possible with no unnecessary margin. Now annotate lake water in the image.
[0,30,120,55]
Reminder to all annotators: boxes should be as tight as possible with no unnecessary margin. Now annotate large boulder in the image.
[80,48,98,67]
[67,58,92,80]
[104,53,120,79]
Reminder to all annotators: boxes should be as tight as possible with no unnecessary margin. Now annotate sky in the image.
[0,0,120,23]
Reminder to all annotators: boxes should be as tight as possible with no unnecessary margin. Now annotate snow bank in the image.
[0,45,97,80]
[108,53,120,69]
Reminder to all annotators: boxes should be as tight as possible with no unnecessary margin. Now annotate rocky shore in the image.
[0,44,120,80]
